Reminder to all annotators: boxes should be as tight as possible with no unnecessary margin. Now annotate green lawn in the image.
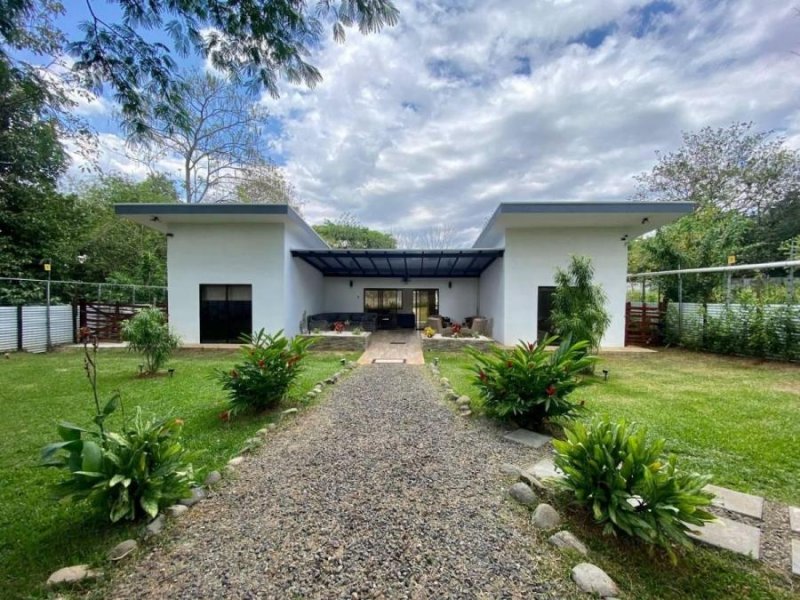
[0,348,355,599]
[428,347,800,599]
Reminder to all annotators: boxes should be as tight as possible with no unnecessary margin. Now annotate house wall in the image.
[478,257,504,341]
[166,222,285,343]
[502,227,628,347]
[283,222,327,336]
[322,277,479,323]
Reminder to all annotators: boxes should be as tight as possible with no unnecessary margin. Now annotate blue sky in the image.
[60,0,800,244]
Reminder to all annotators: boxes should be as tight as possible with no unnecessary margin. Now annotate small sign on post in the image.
[43,262,51,272]
[727,255,736,266]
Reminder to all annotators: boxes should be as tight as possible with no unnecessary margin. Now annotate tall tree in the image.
[396,224,460,249]
[314,214,396,249]
[234,160,302,210]
[551,256,610,355]
[138,72,269,204]
[1,0,399,139]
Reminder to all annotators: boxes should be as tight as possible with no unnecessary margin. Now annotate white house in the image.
[115,201,693,347]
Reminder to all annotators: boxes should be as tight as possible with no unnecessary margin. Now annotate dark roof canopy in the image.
[291,249,503,278]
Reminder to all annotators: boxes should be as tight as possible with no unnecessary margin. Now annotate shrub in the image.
[41,338,194,522]
[122,307,180,374]
[551,256,611,355]
[333,321,346,333]
[554,419,715,562]
[423,326,435,338]
[219,329,313,415]
[451,323,462,337]
[467,335,596,429]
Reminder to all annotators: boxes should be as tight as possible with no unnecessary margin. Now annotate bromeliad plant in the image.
[467,335,596,428]
[218,329,313,415]
[553,419,715,562]
[41,335,194,522]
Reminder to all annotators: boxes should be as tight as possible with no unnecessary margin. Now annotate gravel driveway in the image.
[108,365,571,599]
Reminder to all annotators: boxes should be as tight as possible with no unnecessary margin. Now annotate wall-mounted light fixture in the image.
[641,217,649,225]
[620,234,629,242]
[349,280,353,288]
[448,281,452,289]
[166,233,174,238]
[150,216,160,222]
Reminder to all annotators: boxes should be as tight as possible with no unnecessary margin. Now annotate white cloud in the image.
[261,0,800,245]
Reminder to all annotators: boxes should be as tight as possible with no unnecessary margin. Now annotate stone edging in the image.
[428,359,472,418]
[44,360,360,591]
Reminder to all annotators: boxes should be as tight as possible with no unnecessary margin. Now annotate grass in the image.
[428,347,800,504]
[0,347,356,600]
[427,347,800,599]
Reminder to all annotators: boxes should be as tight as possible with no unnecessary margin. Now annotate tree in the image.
[551,256,610,355]
[73,174,178,289]
[633,122,800,218]
[1,0,399,139]
[235,160,301,210]
[314,214,396,248]
[395,224,460,249]
[138,72,269,204]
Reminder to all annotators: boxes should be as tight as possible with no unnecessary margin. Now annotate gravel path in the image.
[108,365,571,599]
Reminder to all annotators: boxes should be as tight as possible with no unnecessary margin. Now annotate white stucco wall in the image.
[502,228,628,348]
[283,223,326,336]
[166,223,285,343]
[478,257,504,341]
[322,277,479,323]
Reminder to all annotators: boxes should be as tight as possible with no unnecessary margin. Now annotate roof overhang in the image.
[114,203,327,244]
[474,201,696,247]
[291,249,504,278]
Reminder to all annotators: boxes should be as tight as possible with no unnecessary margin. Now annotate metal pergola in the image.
[290,249,504,278]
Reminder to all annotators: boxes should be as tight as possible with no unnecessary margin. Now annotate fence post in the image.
[45,273,51,350]
[72,301,78,343]
[16,305,23,351]
[677,272,683,343]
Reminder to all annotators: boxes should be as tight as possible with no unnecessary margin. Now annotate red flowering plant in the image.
[218,329,313,415]
[450,323,462,337]
[466,335,596,429]
[333,321,346,333]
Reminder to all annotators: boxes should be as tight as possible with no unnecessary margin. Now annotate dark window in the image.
[537,286,556,341]
[200,284,252,343]
[363,289,403,312]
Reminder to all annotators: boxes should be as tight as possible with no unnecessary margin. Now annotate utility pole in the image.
[41,259,52,349]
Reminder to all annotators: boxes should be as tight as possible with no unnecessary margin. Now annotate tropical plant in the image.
[219,329,313,415]
[554,419,715,562]
[41,336,194,522]
[551,256,611,355]
[333,321,346,333]
[122,307,180,374]
[467,336,596,429]
[450,323,462,337]
[423,326,436,338]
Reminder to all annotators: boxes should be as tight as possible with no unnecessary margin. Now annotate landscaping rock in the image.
[166,505,189,518]
[440,377,450,386]
[144,514,165,537]
[500,463,522,477]
[267,423,277,431]
[509,482,537,507]
[313,385,323,394]
[571,563,618,597]
[532,503,561,530]
[445,389,459,401]
[526,457,564,483]
[518,470,547,492]
[459,410,472,417]
[227,456,244,467]
[179,487,207,507]
[107,539,137,561]
[256,428,269,437]
[325,376,338,384]
[244,437,263,449]
[46,565,101,587]
[204,470,222,486]
[281,408,299,417]
[456,395,471,406]
[306,391,317,399]
[548,531,588,556]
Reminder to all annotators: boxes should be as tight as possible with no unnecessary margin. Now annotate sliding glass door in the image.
[412,289,439,329]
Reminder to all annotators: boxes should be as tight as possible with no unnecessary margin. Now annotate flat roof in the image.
[114,203,328,247]
[473,201,695,247]
[291,249,503,278]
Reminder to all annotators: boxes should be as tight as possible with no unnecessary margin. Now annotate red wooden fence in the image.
[75,300,167,342]
[625,301,667,346]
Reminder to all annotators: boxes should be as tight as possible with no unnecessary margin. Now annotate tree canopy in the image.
[1,0,399,139]
[313,214,396,249]
[629,122,800,302]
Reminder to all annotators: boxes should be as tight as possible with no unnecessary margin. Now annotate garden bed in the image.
[299,331,372,352]
[420,333,495,352]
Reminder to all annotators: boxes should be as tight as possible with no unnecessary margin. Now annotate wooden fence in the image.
[625,301,667,346]
[76,301,167,342]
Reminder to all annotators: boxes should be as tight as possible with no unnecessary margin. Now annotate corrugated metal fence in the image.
[0,305,75,353]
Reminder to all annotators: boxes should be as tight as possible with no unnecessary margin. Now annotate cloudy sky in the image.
[69,0,800,245]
